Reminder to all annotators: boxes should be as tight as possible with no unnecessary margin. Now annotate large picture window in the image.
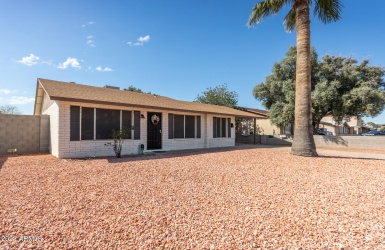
[213,117,231,138]
[96,108,120,139]
[168,114,200,139]
[70,106,138,141]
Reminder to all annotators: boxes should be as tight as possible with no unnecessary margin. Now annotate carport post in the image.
[253,118,256,144]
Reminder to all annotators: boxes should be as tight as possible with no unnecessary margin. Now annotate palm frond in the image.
[247,0,290,27]
[284,6,296,31]
[314,0,343,24]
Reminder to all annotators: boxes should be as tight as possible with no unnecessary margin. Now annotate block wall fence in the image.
[0,114,50,155]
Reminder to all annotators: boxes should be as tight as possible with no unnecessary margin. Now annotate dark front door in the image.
[147,112,162,150]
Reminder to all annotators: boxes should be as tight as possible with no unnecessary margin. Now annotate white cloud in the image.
[127,35,151,46]
[9,96,34,105]
[0,89,12,94]
[82,21,94,28]
[58,57,81,69]
[17,54,40,66]
[138,35,150,43]
[86,35,95,47]
[96,66,113,72]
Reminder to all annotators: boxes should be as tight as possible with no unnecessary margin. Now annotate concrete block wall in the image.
[55,101,236,158]
[313,135,385,150]
[0,114,50,155]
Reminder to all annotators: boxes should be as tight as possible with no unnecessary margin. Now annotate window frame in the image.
[213,116,232,138]
[168,113,200,139]
[70,106,137,141]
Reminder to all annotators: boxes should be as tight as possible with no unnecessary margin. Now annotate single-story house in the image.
[319,114,371,135]
[34,78,256,158]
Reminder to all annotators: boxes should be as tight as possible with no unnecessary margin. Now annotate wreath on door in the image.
[151,114,160,125]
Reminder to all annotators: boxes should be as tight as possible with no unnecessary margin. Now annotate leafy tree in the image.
[248,0,343,156]
[254,46,385,133]
[254,47,318,128]
[0,105,20,114]
[124,85,156,95]
[195,84,238,108]
[124,85,144,93]
[366,122,376,128]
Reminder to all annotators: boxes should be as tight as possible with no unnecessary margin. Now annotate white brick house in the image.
[34,78,256,158]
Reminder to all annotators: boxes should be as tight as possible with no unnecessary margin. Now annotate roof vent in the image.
[103,85,120,90]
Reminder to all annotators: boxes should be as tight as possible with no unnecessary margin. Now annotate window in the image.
[70,106,80,141]
[122,111,132,139]
[197,116,201,139]
[213,117,231,138]
[185,116,195,138]
[70,106,139,141]
[174,115,185,139]
[96,108,120,139]
[81,107,94,140]
[168,114,200,139]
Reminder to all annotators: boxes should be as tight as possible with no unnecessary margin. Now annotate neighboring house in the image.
[236,107,370,137]
[34,78,256,158]
[319,114,371,135]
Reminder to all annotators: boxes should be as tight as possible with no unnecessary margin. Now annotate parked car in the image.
[379,130,385,135]
[363,130,379,136]
[316,129,333,136]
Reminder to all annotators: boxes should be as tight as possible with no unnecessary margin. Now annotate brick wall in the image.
[52,101,236,158]
[0,114,50,155]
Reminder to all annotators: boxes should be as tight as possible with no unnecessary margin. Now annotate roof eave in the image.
[49,96,257,118]
[33,79,45,115]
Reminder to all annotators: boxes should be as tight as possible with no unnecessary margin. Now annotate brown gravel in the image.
[1,148,385,249]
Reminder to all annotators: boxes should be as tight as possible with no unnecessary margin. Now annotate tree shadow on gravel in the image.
[105,145,291,164]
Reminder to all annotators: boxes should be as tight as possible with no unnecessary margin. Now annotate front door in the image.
[147,112,162,150]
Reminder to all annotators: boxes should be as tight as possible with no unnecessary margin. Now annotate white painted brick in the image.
[49,101,237,158]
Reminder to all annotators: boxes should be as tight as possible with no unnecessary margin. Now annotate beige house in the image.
[237,107,370,137]
[34,78,256,158]
[319,114,371,135]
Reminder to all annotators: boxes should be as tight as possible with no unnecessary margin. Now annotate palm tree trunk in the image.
[291,0,318,156]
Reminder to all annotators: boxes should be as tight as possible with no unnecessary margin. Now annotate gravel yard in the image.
[1,147,385,249]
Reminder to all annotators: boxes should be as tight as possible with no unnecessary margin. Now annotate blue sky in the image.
[0,0,384,123]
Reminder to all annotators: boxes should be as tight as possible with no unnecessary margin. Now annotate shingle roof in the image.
[35,78,256,117]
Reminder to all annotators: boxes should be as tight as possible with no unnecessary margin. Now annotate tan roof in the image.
[34,78,256,117]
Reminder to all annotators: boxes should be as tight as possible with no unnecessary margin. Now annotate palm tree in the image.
[248,0,342,157]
